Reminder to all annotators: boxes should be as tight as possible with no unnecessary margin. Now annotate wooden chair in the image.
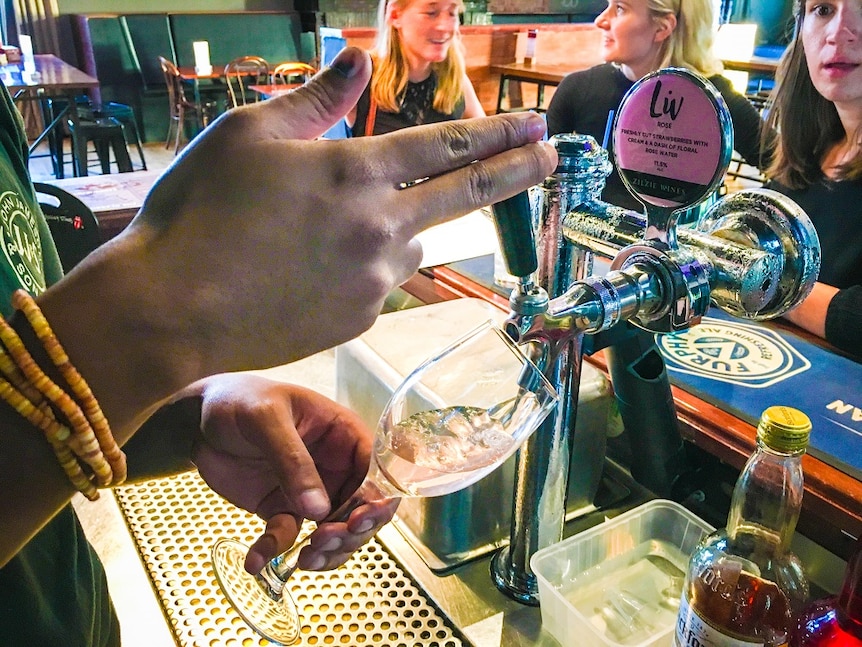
[224,56,270,108]
[34,182,102,272]
[159,55,212,154]
[271,61,316,85]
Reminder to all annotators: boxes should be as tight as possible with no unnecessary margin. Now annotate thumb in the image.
[257,46,371,140]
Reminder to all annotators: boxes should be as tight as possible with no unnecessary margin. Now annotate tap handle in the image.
[490,190,537,278]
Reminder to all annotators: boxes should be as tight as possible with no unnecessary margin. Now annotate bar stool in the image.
[76,100,147,171]
[67,115,134,177]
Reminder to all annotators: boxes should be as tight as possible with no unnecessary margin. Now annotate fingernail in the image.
[305,554,326,571]
[330,48,360,78]
[244,551,266,575]
[355,519,374,534]
[515,111,547,140]
[299,489,330,518]
[320,537,343,552]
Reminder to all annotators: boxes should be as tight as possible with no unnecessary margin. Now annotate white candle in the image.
[18,35,33,59]
[193,41,212,75]
[19,34,36,73]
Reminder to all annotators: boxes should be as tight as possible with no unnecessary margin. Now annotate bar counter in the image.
[403,260,862,562]
[96,257,859,646]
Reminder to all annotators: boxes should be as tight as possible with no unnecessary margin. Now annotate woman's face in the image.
[802,0,862,107]
[594,0,674,79]
[390,0,460,73]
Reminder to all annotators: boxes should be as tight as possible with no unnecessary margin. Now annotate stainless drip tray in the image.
[114,470,467,646]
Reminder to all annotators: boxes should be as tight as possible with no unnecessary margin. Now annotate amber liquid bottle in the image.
[675,406,812,647]
[792,537,862,646]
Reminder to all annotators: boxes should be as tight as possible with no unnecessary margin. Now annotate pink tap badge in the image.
[614,69,731,209]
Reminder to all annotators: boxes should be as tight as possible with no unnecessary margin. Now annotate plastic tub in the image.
[531,499,714,647]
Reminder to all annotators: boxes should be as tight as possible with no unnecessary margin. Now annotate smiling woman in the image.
[347,0,486,136]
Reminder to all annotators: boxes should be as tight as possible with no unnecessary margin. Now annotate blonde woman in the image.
[547,0,765,211]
[348,0,485,136]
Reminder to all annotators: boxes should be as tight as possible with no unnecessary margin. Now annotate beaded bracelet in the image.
[0,290,126,500]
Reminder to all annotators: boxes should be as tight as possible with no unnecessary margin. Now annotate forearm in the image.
[781,282,862,360]
[781,281,837,338]
[122,395,203,482]
[0,227,215,565]
[0,250,206,566]
[35,226,213,441]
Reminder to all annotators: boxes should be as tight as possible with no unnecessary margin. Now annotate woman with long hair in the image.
[763,0,862,361]
[547,0,765,211]
[348,0,485,136]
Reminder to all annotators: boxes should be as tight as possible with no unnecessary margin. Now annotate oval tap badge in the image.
[658,317,810,388]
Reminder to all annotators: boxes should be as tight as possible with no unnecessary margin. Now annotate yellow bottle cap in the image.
[758,406,811,453]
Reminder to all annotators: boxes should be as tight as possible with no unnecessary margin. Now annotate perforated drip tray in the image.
[114,471,467,646]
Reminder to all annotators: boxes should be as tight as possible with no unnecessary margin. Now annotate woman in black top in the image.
[763,0,862,361]
[349,0,485,136]
[547,0,765,212]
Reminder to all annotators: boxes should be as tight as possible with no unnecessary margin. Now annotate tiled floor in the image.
[28,138,177,183]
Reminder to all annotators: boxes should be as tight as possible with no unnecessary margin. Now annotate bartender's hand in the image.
[116,46,556,378]
[188,373,399,574]
[11,47,553,569]
[34,47,556,469]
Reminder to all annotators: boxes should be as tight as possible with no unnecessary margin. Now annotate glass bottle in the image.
[792,537,862,646]
[675,405,812,647]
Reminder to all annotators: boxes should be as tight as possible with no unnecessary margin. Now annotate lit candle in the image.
[193,41,212,75]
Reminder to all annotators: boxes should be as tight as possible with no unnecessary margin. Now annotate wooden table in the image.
[248,83,301,100]
[47,169,161,241]
[490,61,580,114]
[2,54,99,178]
[721,55,780,76]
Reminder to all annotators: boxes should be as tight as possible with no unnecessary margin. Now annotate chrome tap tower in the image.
[490,68,821,604]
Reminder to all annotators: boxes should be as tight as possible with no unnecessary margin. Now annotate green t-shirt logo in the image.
[0,188,46,294]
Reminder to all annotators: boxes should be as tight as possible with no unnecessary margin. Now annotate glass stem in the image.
[261,475,397,587]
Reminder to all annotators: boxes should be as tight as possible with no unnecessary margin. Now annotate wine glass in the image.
[212,319,558,644]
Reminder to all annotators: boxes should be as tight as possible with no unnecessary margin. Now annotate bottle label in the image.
[676,593,784,647]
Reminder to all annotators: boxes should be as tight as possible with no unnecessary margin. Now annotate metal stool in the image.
[68,116,134,177]
[76,100,147,171]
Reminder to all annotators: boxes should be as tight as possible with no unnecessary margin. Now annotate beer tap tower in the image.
[488,68,821,604]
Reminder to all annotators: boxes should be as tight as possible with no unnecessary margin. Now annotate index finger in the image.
[370,113,556,233]
[373,112,551,186]
[399,139,555,233]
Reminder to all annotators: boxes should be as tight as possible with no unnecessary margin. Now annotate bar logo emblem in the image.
[657,317,810,387]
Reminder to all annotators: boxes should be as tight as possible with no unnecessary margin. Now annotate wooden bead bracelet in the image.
[0,289,126,499]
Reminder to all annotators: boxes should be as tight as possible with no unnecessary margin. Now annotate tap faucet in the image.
[487,68,821,605]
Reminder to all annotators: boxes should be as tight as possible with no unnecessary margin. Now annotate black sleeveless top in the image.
[351,73,465,137]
